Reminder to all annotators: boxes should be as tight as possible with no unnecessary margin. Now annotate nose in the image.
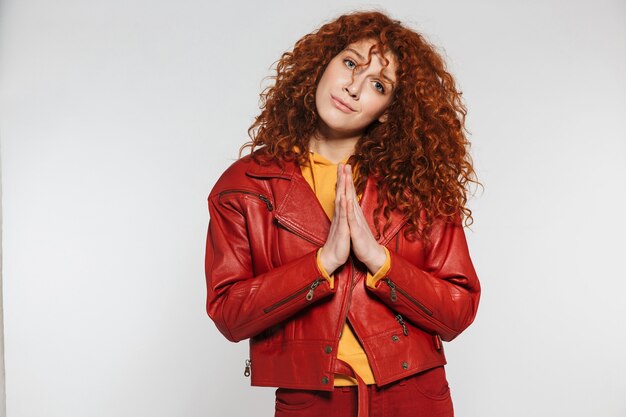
[343,85,358,100]
[344,85,358,98]
[344,74,364,99]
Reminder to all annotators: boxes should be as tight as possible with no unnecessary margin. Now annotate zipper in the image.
[219,189,273,211]
[263,277,324,313]
[386,279,398,302]
[384,278,433,316]
[305,279,322,301]
[395,314,409,336]
[274,216,321,246]
[244,359,251,377]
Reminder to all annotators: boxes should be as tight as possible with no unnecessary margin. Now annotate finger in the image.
[336,163,343,190]
[344,165,364,223]
[344,164,358,201]
[343,166,359,227]
[338,163,347,197]
[339,192,350,225]
[346,194,357,226]
[333,164,344,217]
[343,164,355,202]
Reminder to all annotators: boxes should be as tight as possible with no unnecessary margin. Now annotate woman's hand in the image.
[320,163,386,275]
[319,163,352,275]
[343,164,386,274]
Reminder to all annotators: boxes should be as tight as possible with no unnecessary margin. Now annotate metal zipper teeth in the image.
[263,278,324,314]
[385,278,433,316]
[219,189,273,211]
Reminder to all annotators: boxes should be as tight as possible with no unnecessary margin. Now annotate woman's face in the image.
[314,38,397,140]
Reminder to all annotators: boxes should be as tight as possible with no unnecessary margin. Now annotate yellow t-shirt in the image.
[299,151,390,386]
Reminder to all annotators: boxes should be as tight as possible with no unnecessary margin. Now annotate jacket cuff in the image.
[316,248,335,289]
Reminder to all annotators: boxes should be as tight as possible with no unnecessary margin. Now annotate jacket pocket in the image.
[408,366,451,401]
[263,278,325,314]
[219,189,274,211]
[275,388,321,411]
[384,278,433,316]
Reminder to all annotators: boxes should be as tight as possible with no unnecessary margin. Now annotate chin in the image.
[318,113,353,130]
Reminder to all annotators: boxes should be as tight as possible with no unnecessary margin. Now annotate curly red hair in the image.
[240,9,479,242]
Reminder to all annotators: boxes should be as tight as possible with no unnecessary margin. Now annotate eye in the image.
[343,59,357,70]
[373,80,386,93]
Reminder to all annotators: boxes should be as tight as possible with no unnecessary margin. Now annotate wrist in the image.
[364,245,386,274]
[320,247,340,275]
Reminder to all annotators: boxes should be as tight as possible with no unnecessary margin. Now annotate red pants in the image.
[274,366,454,417]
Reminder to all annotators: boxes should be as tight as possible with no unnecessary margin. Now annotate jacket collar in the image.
[245,158,294,180]
[246,158,407,246]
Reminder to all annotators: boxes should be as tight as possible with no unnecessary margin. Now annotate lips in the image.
[331,95,355,113]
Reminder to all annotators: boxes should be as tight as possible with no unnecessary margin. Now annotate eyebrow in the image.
[344,47,396,85]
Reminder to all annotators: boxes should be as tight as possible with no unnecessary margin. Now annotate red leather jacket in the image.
[205,154,480,390]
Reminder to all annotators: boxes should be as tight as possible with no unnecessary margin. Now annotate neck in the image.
[308,133,358,164]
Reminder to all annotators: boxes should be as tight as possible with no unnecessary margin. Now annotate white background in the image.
[1,1,625,416]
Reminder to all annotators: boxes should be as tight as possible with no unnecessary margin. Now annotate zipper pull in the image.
[386,279,398,302]
[305,279,322,301]
[244,359,251,377]
[258,195,274,211]
[395,314,409,336]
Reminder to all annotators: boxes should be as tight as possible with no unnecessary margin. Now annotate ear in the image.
[378,112,388,123]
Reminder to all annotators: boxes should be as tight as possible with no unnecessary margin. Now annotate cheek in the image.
[364,96,392,117]
[319,61,348,90]
[315,69,335,98]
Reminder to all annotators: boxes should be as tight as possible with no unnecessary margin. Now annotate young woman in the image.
[205,10,481,417]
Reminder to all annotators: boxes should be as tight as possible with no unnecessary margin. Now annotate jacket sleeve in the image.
[366,215,481,342]
[205,193,335,343]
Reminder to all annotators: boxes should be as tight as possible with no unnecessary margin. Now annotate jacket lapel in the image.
[359,175,409,246]
[247,159,330,246]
